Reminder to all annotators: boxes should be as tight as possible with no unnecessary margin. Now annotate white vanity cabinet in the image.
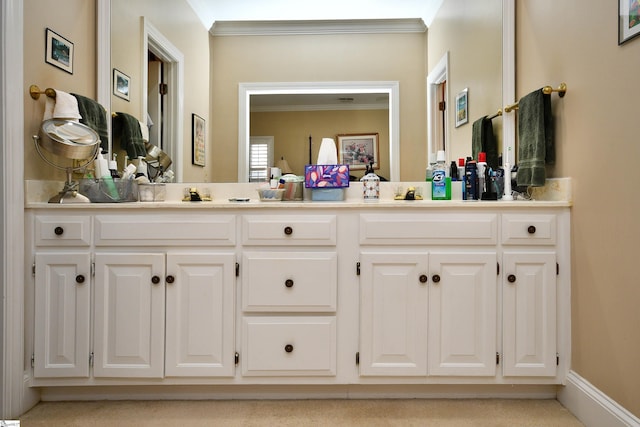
[30,212,237,384]
[358,212,499,378]
[26,200,570,392]
[240,214,338,377]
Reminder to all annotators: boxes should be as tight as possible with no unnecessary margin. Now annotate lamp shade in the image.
[276,156,293,174]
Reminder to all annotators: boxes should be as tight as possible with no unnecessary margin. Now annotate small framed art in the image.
[45,28,74,74]
[113,69,131,101]
[455,88,469,127]
[619,0,640,45]
[192,113,206,166]
[337,133,379,170]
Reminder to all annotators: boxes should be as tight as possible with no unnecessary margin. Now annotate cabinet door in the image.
[93,253,165,378]
[428,252,497,376]
[502,251,557,377]
[165,253,236,377]
[359,251,429,376]
[34,253,91,378]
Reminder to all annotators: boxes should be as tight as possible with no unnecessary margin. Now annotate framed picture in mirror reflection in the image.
[455,88,469,127]
[113,69,130,101]
[192,113,206,167]
[619,0,640,44]
[337,133,379,170]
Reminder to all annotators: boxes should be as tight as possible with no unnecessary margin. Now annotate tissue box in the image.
[311,188,346,201]
[304,165,350,188]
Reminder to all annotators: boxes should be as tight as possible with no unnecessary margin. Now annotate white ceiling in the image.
[187,0,444,30]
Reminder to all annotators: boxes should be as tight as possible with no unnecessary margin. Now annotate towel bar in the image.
[504,83,567,113]
[29,84,56,100]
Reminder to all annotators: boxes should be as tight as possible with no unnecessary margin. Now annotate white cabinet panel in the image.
[359,252,429,376]
[242,215,337,246]
[428,252,497,376]
[34,253,91,378]
[501,214,556,245]
[503,251,557,377]
[93,253,165,378]
[165,253,236,377]
[35,215,91,247]
[242,316,337,376]
[242,251,337,312]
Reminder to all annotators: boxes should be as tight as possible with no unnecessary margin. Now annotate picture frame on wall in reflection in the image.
[192,113,206,167]
[619,0,640,45]
[337,133,379,170]
[455,88,469,127]
[113,69,130,101]
[45,28,73,74]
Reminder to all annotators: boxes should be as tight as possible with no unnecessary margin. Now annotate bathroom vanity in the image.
[24,182,571,398]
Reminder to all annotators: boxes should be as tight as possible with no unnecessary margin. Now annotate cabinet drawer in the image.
[35,215,91,247]
[501,214,556,245]
[242,316,336,376]
[360,213,497,245]
[242,215,336,246]
[242,252,337,312]
[94,215,235,246]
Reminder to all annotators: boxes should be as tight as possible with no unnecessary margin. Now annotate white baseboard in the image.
[558,370,640,427]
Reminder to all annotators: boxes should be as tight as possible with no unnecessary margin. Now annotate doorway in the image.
[427,52,450,166]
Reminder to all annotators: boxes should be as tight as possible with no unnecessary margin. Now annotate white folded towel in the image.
[317,137,338,165]
[42,89,82,121]
[139,120,150,142]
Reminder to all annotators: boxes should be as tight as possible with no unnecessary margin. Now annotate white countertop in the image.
[25,179,572,209]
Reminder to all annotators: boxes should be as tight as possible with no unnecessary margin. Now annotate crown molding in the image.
[210,18,426,36]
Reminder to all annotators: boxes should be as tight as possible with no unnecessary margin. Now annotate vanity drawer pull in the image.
[507,274,517,283]
[75,274,85,284]
[527,225,537,234]
[284,344,294,353]
[151,275,161,285]
[54,226,64,236]
[284,226,293,235]
[419,274,428,284]
[285,279,294,288]
[166,275,175,284]
[432,274,441,283]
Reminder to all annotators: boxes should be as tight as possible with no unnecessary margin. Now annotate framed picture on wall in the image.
[337,133,379,170]
[113,69,131,101]
[619,0,640,44]
[45,28,73,74]
[192,113,206,166]
[455,88,469,127]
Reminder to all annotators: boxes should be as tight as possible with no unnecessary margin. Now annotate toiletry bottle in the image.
[449,161,458,181]
[425,152,436,182]
[135,156,147,178]
[477,152,488,196]
[360,162,380,202]
[431,150,451,200]
[464,160,478,200]
[109,154,120,179]
[96,151,119,200]
[458,158,466,181]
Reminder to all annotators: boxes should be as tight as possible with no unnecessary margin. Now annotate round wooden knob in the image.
[419,274,428,283]
[284,344,294,353]
[508,274,516,283]
[151,275,161,284]
[285,279,294,288]
[75,275,85,284]
[284,226,293,235]
[166,275,175,284]
[54,226,64,236]
[527,225,536,234]
[432,274,441,283]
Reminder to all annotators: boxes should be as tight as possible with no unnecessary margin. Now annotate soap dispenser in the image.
[360,161,380,202]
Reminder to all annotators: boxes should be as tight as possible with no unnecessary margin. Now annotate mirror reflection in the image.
[110,0,504,183]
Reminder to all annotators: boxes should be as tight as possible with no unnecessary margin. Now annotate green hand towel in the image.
[471,116,499,169]
[71,93,109,151]
[112,112,147,159]
[516,89,554,187]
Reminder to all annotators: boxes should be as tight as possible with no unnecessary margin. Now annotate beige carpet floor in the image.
[19,399,584,426]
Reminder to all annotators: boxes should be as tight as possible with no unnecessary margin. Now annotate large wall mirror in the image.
[98,0,514,184]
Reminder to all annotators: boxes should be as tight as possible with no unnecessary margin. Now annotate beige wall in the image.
[519,0,640,417]
[23,0,96,181]
[427,0,503,163]
[251,109,390,180]
[210,32,426,182]
[110,0,210,182]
